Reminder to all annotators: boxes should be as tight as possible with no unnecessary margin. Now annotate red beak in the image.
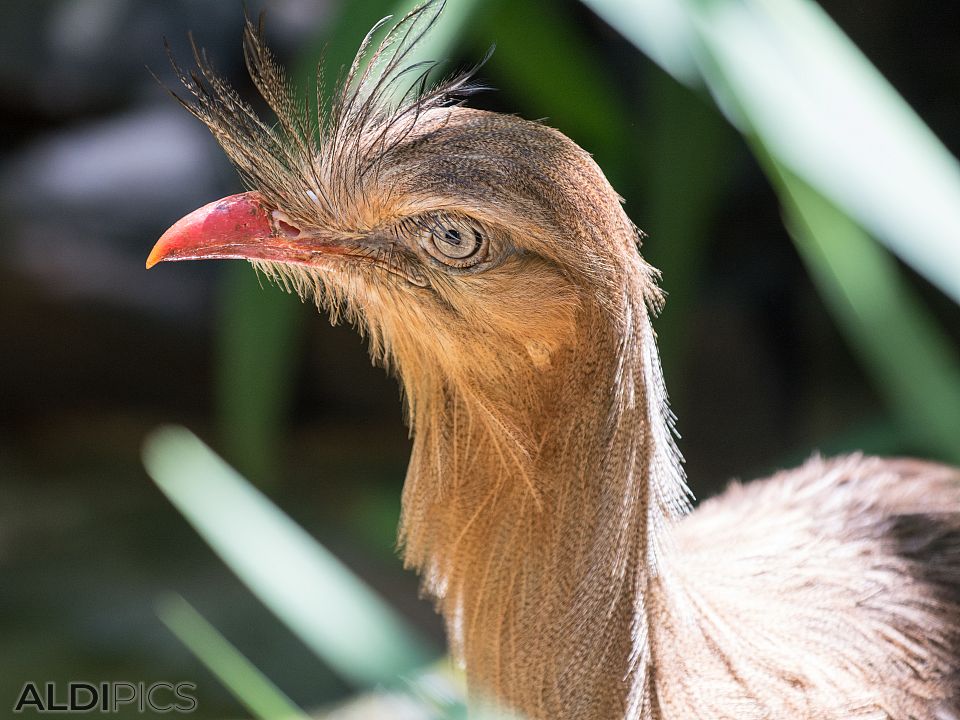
[146,191,332,269]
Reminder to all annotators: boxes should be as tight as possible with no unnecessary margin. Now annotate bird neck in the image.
[397,278,687,719]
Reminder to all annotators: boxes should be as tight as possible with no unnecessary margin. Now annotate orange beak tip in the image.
[145,192,276,270]
[145,245,164,269]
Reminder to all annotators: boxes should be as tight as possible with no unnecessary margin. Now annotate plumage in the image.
[148,3,960,718]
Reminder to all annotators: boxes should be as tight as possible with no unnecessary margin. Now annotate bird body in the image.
[148,5,960,718]
[655,455,960,718]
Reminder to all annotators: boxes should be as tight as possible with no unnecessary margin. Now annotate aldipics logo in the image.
[13,682,198,714]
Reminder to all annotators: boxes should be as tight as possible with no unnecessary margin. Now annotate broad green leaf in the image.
[770,163,960,464]
[584,0,960,459]
[685,0,960,305]
[143,426,433,687]
[585,0,960,306]
[581,0,700,84]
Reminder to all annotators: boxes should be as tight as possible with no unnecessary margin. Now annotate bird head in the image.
[147,3,662,398]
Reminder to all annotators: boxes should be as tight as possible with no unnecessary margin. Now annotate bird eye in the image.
[414,215,487,269]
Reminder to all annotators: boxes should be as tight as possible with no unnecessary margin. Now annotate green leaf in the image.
[157,594,309,720]
[143,426,434,688]
[584,0,960,459]
[769,162,960,464]
[584,0,960,306]
[580,0,701,84]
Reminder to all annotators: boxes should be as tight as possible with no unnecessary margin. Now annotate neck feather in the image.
[396,270,688,719]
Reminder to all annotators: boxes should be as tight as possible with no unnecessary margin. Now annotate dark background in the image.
[2,0,959,716]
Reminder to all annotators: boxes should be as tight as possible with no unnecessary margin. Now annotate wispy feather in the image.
[163,0,484,231]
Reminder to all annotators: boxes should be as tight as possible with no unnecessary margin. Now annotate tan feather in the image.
[156,3,960,718]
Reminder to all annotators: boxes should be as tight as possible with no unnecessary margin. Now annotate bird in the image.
[147,4,960,718]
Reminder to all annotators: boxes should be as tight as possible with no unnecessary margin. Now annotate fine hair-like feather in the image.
[163,1,484,233]
[159,3,960,718]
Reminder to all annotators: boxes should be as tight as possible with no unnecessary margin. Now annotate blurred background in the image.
[2,0,959,717]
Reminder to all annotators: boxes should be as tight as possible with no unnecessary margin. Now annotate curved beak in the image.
[146,191,326,269]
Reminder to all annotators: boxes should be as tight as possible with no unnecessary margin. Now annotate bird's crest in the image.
[163,0,483,232]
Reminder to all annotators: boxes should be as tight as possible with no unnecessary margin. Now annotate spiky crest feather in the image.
[164,1,482,233]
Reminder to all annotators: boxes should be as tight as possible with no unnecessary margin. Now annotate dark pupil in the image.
[432,224,482,261]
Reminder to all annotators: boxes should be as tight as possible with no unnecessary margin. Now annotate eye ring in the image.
[414,214,488,268]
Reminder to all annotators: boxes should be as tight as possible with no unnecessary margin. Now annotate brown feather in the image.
[162,3,960,718]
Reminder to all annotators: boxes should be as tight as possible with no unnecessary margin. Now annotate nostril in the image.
[270,210,301,237]
[276,219,300,237]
